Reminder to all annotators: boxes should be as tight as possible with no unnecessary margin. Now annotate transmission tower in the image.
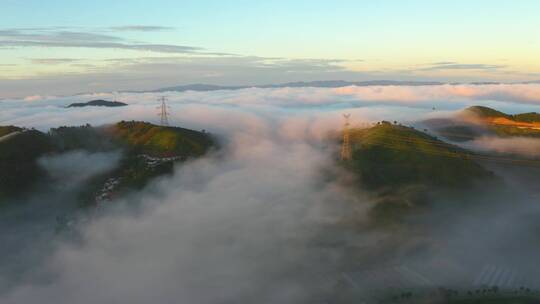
[157,96,170,126]
[341,114,352,161]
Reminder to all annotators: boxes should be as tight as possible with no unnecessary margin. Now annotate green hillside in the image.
[0,122,217,204]
[430,106,540,141]
[342,122,494,223]
[491,125,540,137]
[465,106,511,119]
[78,121,217,205]
[463,106,540,137]
[48,124,116,152]
[465,106,540,123]
[347,122,492,190]
[435,125,480,142]
[0,126,23,137]
[107,121,214,157]
[44,121,215,157]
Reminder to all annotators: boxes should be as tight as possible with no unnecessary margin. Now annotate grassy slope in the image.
[466,106,511,120]
[491,125,540,137]
[107,121,214,157]
[348,123,491,190]
[345,123,493,223]
[465,106,540,137]
[467,105,540,123]
[435,125,480,142]
[0,126,23,137]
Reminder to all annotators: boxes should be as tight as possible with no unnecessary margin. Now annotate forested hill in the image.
[0,121,216,203]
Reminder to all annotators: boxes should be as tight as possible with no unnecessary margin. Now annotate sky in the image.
[1,0,540,97]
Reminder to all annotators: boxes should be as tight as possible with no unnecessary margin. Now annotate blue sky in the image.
[1,1,539,97]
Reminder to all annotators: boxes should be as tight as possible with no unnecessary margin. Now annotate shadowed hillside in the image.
[0,126,23,138]
[0,122,217,204]
[0,130,55,200]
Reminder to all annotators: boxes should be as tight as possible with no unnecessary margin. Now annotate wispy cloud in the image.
[419,62,506,71]
[107,25,175,32]
[0,28,205,54]
[431,61,458,65]
[0,55,360,97]
[29,58,80,65]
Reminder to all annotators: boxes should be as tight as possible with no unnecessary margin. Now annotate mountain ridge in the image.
[0,121,216,204]
[149,80,445,93]
[141,79,540,93]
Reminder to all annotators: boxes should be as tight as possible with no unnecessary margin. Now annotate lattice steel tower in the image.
[157,96,170,126]
[341,114,352,161]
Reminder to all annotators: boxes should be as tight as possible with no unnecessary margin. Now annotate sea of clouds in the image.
[1,84,540,303]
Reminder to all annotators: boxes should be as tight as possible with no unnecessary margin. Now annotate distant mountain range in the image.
[147,81,443,93]
[142,80,540,93]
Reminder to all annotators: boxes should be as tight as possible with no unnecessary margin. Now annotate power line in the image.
[341,114,352,161]
[157,96,170,126]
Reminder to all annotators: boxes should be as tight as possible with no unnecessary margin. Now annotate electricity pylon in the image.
[341,114,352,161]
[157,96,170,126]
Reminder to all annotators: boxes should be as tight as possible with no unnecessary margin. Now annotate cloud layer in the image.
[2,84,540,133]
[2,85,540,303]
[466,136,540,158]
[0,28,203,54]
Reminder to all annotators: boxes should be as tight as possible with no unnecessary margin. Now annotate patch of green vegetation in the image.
[491,125,540,138]
[466,106,511,119]
[462,106,540,137]
[48,124,116,152]
[513,112,540,123]
[109,121,215,157]
[435,126,480,142]
[342,122,494,222]
[348,122,492,190]
[0,126,23,137]
[466,106,540,124]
